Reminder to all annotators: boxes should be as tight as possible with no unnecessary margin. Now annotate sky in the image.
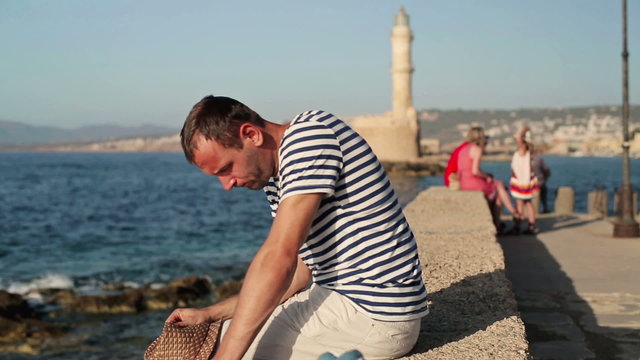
[1,1,638,129]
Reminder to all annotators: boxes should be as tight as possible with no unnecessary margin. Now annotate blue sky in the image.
[1,1,637,129]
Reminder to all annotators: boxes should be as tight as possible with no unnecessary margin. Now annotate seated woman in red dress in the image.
[456,127,519,233]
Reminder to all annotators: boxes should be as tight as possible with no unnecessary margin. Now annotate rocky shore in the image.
[0,276,242,355]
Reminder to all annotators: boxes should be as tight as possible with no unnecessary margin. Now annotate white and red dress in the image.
[509,150,539,200]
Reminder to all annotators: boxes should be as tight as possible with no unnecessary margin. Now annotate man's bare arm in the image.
[165,255,310,326]
[213,192,322,360]
[515,125,530,154]
[280,255,312,303]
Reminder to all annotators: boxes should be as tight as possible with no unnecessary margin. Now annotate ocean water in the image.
[0,152,638,359]
[0,153,272,294]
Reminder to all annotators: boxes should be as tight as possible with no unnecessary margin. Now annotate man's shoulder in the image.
[279,111,346,157]
[283,111,345,143]
[290,110,341,126]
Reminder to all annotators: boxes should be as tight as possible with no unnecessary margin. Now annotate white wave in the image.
[7,273,74,295]
[123,281,141,289]
[150,282,165,290]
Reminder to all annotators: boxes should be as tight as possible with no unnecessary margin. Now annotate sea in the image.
[1,152,639,359]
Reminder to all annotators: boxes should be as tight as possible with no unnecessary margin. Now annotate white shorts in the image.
[220,284,421,360]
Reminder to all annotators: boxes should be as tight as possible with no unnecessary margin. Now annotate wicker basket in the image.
[144,321,221,360]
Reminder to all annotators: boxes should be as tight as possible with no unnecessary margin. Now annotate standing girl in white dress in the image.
[510,126,540,234]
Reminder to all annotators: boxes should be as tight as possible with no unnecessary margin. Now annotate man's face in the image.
[192,132,272,191]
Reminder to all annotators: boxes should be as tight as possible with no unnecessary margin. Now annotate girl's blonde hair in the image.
[467,127,488,146]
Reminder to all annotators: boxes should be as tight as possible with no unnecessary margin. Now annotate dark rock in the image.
[145,276,213,310]
[103,283,128,291]
[41,276,213,313]
[0,342,38,355]
[0,317,65,343]
[0,290,36,320]
[168,276,212,297]
[48,289,76,306]
[66,289,146,313]
[0,291,65,353]
[215,280,243,301]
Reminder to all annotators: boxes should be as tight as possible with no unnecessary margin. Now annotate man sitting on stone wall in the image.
[166,95,429,360]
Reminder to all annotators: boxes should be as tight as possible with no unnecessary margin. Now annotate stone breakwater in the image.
[399,187,529,359]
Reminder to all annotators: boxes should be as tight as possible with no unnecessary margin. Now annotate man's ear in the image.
[239,123,264,147]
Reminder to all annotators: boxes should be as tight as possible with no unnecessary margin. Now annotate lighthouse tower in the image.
[391,7,418,125]
[350,7,420,162]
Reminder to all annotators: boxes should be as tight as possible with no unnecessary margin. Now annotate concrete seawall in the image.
[400,186,529,359]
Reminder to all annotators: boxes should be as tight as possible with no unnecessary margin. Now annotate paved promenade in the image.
[499,213,640,359]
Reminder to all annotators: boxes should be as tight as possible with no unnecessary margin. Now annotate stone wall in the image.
[399,186,529,359]
[353,120,420,162]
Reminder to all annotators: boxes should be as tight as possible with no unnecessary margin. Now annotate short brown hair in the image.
[180,96,265,163]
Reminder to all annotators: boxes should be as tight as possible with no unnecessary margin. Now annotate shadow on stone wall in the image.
[408,269,519,353]
[499,215,640,360]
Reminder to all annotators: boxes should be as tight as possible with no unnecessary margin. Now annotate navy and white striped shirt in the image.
[264,110,429,321]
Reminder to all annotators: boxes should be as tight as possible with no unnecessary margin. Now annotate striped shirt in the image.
[264,110,429,321]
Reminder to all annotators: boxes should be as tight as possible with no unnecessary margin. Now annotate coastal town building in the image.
[439,106,640,157]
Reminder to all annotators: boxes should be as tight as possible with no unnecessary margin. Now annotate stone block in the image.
[587,189,608,218]
[351,124,419,162]
[555,187,575,214]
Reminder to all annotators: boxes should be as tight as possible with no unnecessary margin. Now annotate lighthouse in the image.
[391,6,417,124]
[350,7,421,161]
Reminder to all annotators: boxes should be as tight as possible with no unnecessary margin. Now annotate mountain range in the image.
[0,120,177,145]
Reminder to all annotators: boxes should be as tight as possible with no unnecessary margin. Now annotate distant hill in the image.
[0,120,177,145]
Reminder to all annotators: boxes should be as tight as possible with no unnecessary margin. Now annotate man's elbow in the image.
[254,248,299,279]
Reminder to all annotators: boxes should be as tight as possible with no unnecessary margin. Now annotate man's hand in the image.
[166,295,238,326]
[166,307,211,326]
